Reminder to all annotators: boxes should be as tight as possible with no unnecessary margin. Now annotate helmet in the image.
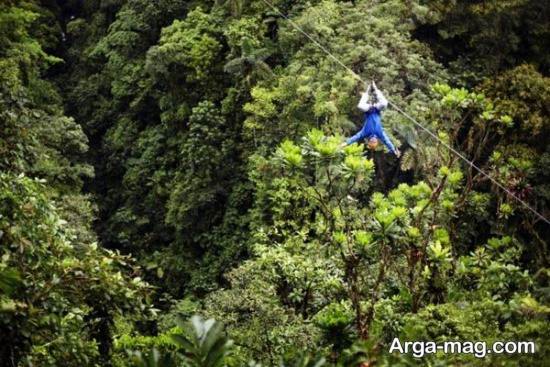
[367,137,379,150]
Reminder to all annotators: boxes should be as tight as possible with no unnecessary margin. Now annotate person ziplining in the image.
[342,81,401,157]
[259,0,549,224]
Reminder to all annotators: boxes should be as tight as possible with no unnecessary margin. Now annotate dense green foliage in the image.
[1,0,548,366]
[0,2,152,365]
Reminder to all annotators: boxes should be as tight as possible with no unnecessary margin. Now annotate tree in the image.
[128,315,232,367]
[7,0,547,364]
[224,37,274,86]
[0,173,152,365]
[413,0,550,78]
[0,3,153,365]
[206,129,460,362]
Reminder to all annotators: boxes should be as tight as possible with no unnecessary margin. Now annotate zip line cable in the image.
[259,0,550,225]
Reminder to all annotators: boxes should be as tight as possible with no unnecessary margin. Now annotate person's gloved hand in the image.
[395,148,401,158]
[365,82,372,93]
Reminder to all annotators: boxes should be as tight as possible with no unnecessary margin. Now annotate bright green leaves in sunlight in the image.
[201,128,461,363]
[427,241,451,264]
[128,315,232,367]
[171,316,233,367]
[354,230,374,249]
[277,140,303,168]
[0,5,61,87]
[306,129,342,159]
[276,129,375,180]
[147,7,222,83]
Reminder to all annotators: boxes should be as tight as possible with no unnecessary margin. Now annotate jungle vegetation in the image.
[0,0,549,366]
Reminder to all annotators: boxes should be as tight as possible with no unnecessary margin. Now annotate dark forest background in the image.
[1,0,549,366]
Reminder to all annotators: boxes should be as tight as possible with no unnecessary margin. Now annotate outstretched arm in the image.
[346,128,367,146]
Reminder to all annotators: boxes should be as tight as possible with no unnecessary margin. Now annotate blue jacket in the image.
[346,89,396,154]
